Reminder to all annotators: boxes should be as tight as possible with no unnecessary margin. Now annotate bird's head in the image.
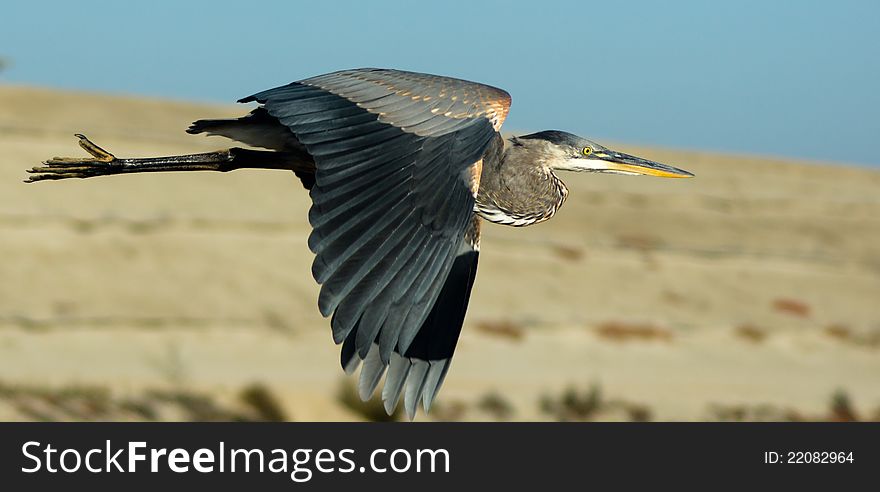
[514,130,693,178]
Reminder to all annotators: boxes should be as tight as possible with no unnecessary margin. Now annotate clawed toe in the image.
[43,156,104,165]
[24,134,119,183]
[75,134,116,162]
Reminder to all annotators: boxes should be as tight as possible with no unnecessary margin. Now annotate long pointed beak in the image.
[594,150,694,178]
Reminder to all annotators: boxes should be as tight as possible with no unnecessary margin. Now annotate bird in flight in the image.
[27,68,692,419]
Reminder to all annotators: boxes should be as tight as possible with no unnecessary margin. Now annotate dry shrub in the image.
[595,321,673,342]
[772,298,811,318]
[239,383,287,422]
[336,379,401,422]
[475,319,525,341]
[825,324,851,340]
[144,390,246,421]
[540,384,652,422]
[829,390,859,422]
[625,404,653,422]
[735,324,767,343]
[824,324,880,349]
[429,392,515,422]
[540,385,602,421]
[0,381,284,422]
[476,392,515,421]
[709,389,875,422]
[551,244,584,261]
[430,400,468,421]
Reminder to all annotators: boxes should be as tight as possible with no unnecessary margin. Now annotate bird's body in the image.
[27,68,692,419]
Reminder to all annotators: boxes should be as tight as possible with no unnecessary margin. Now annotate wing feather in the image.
[358,345,387,400]
[301,68,512,133]
[382,352,411,414]
[242,68,498,417]
[312,143,422,187]
[404,360,430,420]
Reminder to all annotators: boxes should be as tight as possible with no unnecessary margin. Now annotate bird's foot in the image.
[25,134,121,182]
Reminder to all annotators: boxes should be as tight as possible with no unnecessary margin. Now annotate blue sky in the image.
[2,0,879,166]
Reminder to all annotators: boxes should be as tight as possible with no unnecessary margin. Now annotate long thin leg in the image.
[25,134,314,183]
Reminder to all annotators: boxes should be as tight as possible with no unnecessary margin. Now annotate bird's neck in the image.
[475,135,568,227]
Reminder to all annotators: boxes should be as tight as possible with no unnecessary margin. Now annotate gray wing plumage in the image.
[345,216,481,418]
[299,68,511,135]
[240,69,506,418]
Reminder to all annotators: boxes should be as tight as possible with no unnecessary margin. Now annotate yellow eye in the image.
[582,146,592,156]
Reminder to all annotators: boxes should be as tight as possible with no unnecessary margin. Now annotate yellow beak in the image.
[593,150,693,178]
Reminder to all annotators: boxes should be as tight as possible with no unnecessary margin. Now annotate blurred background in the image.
[0,0,878,421]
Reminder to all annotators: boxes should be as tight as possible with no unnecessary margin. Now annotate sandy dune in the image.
[1,85,878,421]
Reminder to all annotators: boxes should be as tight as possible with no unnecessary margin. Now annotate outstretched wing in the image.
[240,68,510,418]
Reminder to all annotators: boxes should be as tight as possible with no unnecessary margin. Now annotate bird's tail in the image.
[186,118,234,135]
[186,107,301,153]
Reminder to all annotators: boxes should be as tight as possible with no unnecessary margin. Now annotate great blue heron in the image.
[26,68,692,419]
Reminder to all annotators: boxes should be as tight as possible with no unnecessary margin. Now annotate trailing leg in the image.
[26,134,314,183]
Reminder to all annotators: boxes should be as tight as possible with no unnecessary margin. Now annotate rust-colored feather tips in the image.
[301,68,511,134]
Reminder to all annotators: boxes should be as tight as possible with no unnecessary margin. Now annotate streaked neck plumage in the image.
[475,134,568,227]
